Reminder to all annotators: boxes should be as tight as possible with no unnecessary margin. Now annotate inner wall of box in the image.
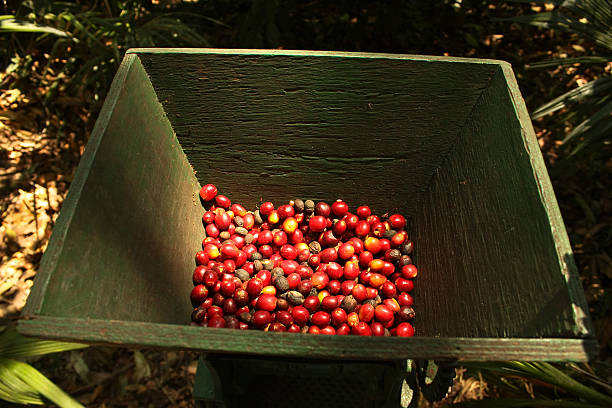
[140,53,581,338]
[414,69,580,338]
[37,57,203,324]
[138,53,496,216]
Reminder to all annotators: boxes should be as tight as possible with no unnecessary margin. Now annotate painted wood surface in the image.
[19,316,598,362]
[25,56,201,324]
[23,54,138,316]
[137,51,496,215]
[414,67,593,338]
[497,63,593,337]
[19,49,595,361]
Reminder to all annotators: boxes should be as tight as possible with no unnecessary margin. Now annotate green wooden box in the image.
[19,49,597,361]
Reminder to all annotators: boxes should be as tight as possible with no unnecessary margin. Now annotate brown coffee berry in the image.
[254,210,264,225]
[274,276,290,293]
[234,215,244,227]
[294,199,305,213]
[308,241,322,254]
[341,295,358,313]
[235,227,248,236]
[286,291,305,305]
[234,269,250,282]
[304,200,315,214]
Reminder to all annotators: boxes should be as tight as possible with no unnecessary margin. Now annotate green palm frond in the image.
[565,99,612,155]
[463,361,612,407]
[0,326,87,359]
[527,56,611,68]
[0,15,69,37]
[3,1,217,100]
[0,358,43,404]
[531,76,612,118]
[0,357,83,407]
[0,326,86,407]
[502,0,612,157]
[455,398,604,407]
[503,0,612,51]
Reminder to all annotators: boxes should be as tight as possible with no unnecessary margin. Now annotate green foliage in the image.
[460,361,612,407]
[0,326,87,407]
[531,76,612,120]
[0,15,68,37]
[1,1,213,103]
[502,0,612,158]
[505,0,612,50]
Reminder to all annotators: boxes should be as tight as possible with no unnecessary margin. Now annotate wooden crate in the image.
[19,49,597,361]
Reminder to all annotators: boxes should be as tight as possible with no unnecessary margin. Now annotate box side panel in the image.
[414,67,590,338]
[18,317,597,361]
[138,53,497,215]
[498,63,594,337]
[35,58,202,323]
[23,54,137,316]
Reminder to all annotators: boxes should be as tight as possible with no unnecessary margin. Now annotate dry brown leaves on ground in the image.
[0,88,82,321]
[420,368,489,408]
[35,347,198,407]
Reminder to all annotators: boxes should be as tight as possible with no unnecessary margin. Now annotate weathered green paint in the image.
[498,62,592,337]
[137,50,495,215]
[19,49,595,361]
[414,67,593,338]
[24,54,201,324]
[18,316,597,362]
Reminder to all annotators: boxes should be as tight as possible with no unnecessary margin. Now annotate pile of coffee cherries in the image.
[190,184,417,336]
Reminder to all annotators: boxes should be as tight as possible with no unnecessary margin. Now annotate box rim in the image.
[18,316,598,362]
[126,47,512,68]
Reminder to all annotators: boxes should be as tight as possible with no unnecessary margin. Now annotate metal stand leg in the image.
[404,359,457,405]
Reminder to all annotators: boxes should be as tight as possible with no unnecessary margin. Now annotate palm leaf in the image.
[506,0,612,51]
[0,360,43,404]
[495,11,576,28]
[0,15,69,37]
[564,99,612,143]
[157,11,230,28]
[527,56,612,68]
[58,11,105,47]
[503,0,566,4]
[501,1,612,50]
[569,364,612,395]
[0,327,87,359]
[567,102,612,155]
[531,76,612,118]
[454,398,604,407]
[0,357,84,407]
[464,362,612,406]
[136,16,209,47]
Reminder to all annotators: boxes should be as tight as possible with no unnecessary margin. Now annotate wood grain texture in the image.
[414,66,592,339]
[23,55,138,316]
[18,316,597,361]
[137,51,496,215]
[29,57,201,324]
[498,63,593,337]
